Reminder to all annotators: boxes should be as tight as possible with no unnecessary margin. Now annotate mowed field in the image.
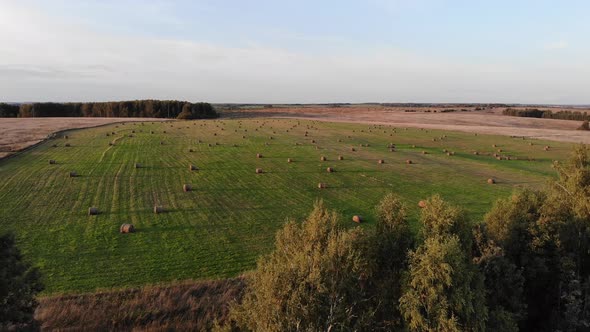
[0,118,575,294]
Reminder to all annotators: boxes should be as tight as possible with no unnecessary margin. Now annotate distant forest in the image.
[503,108,590,121]
[0,100,218,119]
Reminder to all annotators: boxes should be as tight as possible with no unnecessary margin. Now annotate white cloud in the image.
[0,2,589,104]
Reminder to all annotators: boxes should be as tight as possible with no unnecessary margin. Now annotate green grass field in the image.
[0,118,574,294]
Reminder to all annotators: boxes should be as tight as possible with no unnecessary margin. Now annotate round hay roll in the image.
[189,164,198,171]
[256,153,263,158]
[112,131,116,135]
[69,171,78,177]
[120,224,135,233]
[255,168,263,174]
[151,131,155,134]
[492,144,497,148]
[49,159,56,164]
[320,156,326,161]
[208,143,212,147]
[418,200,427,208]
[154,205,164,214]
[52,144,58,147]
[287,158,292,163]
[311,140,316,143]
[65,143,71,147]
[443,149,448,153]
[64,135,69,139]
[128,134,134,138]
[163,130,166,133]
[497,149,503,153]
[378,159,384,164]
[327,167,334,173]
[338,156,343,160]
[422,151,428,155]
[134,163,142,169]
[88,207,99,215]
[131,130,135,133]
[189,148,194,152]
[487,178,496,184]
[406,159,413,164]
[544,145,550,151]
[183,184,192,192]
[109,142,114,146]
[473,151,479,155]
[269,136,273,140]
[352,215,362,223]
[106,133,110,137]
[350,147,356,152]
[160,141,165,145]
[412,145,416,148]
[318,182,327,189]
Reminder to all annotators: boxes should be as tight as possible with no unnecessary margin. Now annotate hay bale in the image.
[473,151,479,155]
[351,147,356,152]
[443,149,448,153]
[487,178,496,184]
[378,159,384,164]
[406,159,413,164]
[497,149,503,153]
[183,184,192,192]
[109,142,114,146]
[64,143,71,147]
[318,182,327,189]
[88,207,99,215]
[154,205,164,214]
[287,158,293,163]
[327,167,334,173]
[492,144,497,148]
[418,200,427,208]
[106,133,110,137]
[64,135,69,139]
[189,164,198,171]
[320,156,326,161]
[255,168,263,174]
[338,156,343,160]
[69,171,78,177]
[134,163,142,169]
[160,141,165,145]
[352,215,362,223]
[189,148,194,152]
[257,153,263,158]
[49,159,56,164]
[120,224,135,233]
[544,145,550,151]
[422,151,428,155]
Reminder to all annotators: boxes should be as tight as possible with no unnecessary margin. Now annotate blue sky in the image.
[1,0,589,103]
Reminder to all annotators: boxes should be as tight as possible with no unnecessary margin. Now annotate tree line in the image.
[219,145,590,332]
[0,100,218,119]
[503,108,590,121]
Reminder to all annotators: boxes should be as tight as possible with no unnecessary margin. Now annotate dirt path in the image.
[224,106,590,144]
[0,117,168,159]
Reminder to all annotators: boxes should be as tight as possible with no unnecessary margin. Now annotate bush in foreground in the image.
[0,233,43,330]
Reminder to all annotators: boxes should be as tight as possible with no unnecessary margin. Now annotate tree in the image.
[0,233,44,330]
[400,196,487,332]
[368,193,414,329]
[230,201,371,331]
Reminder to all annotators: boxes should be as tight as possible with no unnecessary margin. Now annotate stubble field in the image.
[0,118,573,294]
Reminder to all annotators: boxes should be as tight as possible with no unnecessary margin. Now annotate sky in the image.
[1,0,589,104]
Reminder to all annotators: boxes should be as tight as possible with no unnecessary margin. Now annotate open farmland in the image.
[0,118,575,294]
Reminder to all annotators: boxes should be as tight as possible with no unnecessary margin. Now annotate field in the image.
[0,117,166,159]
[0,118,575,294]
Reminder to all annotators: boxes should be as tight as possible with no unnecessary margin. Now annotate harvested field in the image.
[0,117,167,159]
[223,106,590,144]
[0,118,577,294]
